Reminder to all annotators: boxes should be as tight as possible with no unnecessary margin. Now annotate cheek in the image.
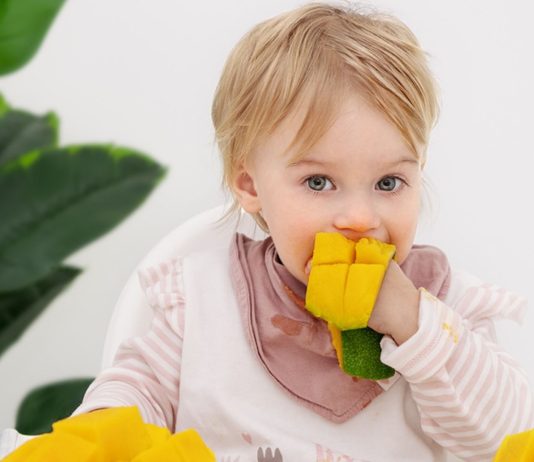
[273,217,317,258]
[266,212,319,274]
[388,200,420,263]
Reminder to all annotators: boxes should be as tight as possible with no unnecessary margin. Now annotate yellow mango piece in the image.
[305,232,397,378]
[305,233,395,329]
[1,434,46,461]
[311,232,355,265]
[355,237,396,266]
[305,264,348,325]
[343,263,385,329]
[2,432,96,462]
[4,408,218,462]
[131,439,179,462]
[144,423,171,446]
[494,428,534,461]
[52,407,152,461]
[328,323,343,364]
[171,429,216,461]
[133,429,215,462]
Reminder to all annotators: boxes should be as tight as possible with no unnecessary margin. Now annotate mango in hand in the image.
[305,232,396,379]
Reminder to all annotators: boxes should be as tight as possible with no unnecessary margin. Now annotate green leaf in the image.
[0,108,59,165]
[0,0,66,76]
[0,93,9,116]
[0,145,167,291]
[16,377,94,435]
[0,265,81,357]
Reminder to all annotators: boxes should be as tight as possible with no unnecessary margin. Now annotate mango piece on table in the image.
[52,407,152,461]
[132,429,215,462]
[3,408,218,462]
[494,428,534,461]
[171,429,216,461]
[2,432,96,462]
[144,423,171,446]
[131,439,179,462]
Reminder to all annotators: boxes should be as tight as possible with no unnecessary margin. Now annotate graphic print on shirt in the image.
[257,447,283,461]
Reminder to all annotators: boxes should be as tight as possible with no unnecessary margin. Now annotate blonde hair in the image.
[212,1,440,232]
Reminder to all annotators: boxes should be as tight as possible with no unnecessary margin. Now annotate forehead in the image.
[257,91,418,167]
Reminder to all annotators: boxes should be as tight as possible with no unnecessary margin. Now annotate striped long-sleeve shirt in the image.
[73,257,534,461]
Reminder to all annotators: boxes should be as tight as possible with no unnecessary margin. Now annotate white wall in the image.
[1,0,532,431]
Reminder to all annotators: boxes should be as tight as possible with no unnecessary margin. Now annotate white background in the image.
[1,0,533,439]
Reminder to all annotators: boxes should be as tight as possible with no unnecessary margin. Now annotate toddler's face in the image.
[234,91,423,286]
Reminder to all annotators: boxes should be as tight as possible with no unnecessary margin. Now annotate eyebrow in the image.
[287,157,419,168]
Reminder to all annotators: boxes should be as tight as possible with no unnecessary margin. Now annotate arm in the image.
[379,269,534,461]
[72,258,186,431]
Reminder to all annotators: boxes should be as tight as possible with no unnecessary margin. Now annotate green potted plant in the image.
[0,0,167,433]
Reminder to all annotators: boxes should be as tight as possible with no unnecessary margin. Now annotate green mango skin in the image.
[341,327,395,380]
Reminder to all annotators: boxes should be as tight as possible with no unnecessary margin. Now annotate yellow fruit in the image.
[494,428,534,461]
[310,232,355,265]
[132,429,215,462]
[306,264,349,327]
[344,263,385,329]
[305,232,396,379]
[328,323,343,364]
[2,433,96,462]
[171,429,216,461]
[305,233,395,330]
[4,407,216,462]
[144,423,171,446]
[52,407,151,461]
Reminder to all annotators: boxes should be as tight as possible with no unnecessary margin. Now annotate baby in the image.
[71,3,534,461]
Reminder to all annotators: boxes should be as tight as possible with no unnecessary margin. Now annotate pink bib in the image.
[230,233,451,422]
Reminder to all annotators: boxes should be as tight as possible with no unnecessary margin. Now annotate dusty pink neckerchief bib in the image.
[229,233,451,423]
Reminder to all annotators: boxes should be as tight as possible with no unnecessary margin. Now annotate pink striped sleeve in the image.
[381,270,534,461]
[72,258,186,431]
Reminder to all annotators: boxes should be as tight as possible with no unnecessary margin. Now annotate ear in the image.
[231,163,262,214]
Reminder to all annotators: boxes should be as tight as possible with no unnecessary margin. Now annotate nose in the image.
[332,194,381,240]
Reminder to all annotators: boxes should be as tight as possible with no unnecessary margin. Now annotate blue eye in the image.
[377,176,403,192]
[306,176,333,191]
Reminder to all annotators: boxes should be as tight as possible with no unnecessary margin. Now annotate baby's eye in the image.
[377,176,404,192]
[306,175,334,192]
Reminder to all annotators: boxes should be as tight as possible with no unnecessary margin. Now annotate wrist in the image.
[389,286,420,345]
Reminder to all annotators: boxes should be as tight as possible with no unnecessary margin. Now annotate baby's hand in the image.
[368,261,420,345]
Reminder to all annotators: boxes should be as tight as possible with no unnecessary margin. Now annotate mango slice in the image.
[132,430,215,462]
[172,429,216,461]
[306,234,395,330]
[144,423,171,446]
[305,232,396,379]
[494,428,534,461]
[3,407,215,462]
[2,433,96,462]
[310,232,355,265]
[52,407,151,461]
